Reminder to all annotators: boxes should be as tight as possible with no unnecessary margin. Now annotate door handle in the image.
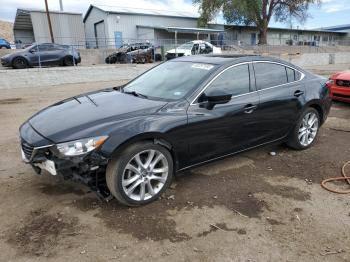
[244,104,257,114]
[294,90,304,97]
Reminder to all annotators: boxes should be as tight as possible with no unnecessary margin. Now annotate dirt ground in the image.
[0,76,350,262]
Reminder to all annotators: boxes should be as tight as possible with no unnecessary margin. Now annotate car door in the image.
[26,44,52,65]
[42,44,65,65]
[250,61,306,146]
[186,63,260,164]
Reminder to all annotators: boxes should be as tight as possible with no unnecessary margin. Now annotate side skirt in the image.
[177,136,288,172]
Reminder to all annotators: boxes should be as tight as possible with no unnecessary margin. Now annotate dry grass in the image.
[0,20,14,41]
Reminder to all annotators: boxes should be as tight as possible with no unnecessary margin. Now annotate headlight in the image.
[56,136,108,156]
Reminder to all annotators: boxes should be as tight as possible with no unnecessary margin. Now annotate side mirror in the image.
[198,92,232,109]
[29,49,36,53]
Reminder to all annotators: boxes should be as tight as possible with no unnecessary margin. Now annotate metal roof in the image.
[16,8,82,16]
[14,8,83,31]
[222,24,347,34]
[14,9,33,31]
[137,25,224,34]
[166,27,224,33]
[84,4,199,22]
[318,24,350,32]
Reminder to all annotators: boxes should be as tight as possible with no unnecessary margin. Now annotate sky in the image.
[0,0,349,29]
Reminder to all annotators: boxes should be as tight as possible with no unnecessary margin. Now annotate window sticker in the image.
[191,64,214,71]
[174,91,182,96]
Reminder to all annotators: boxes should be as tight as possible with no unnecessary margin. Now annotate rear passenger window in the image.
[286,67,296,82]
[204,64,250,97]
[254,63,288,90]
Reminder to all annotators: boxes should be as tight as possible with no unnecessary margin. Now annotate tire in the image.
[12,57,28,69]
[0,46,4,49]
[64,56,74,66]
[287,107,320,150]
[106,141,174,206]
[155,54,162,62]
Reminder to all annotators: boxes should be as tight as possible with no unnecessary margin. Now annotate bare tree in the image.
[193,0,321,44]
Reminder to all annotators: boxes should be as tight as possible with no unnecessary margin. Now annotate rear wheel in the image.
[12,57,28,69]
[106,142,173,206]
[64,56,74,66]
[287,107,320,150]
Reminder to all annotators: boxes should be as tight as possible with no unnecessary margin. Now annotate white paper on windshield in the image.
[191,64,214,71]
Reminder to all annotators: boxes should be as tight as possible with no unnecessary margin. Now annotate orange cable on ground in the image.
[321,161,350,194]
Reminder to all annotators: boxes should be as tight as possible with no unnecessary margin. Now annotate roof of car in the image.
[172,54,299,68]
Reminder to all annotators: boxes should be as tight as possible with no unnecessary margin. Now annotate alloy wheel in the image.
[122,149,169,201]
[298,112,319,147]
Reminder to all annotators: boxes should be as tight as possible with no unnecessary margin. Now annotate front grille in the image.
[336,79,350,88]
[21,140,34,160]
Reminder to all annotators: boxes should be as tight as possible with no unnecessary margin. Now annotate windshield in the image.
[123,61,216,100]
[177,42,194,50]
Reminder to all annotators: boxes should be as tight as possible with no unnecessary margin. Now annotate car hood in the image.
[332,70,350,81]
[166,49,190,55]
[28,89,167,143]
[2,51,27,60]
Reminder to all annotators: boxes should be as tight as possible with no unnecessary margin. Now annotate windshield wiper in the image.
[123,90,148,99]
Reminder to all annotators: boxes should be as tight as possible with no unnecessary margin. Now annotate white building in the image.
[83,5,347,49]
[13,8,86,46]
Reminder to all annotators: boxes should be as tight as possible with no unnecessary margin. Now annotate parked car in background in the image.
[328,71,350,103]
[19,55,331,206]
[0,38,11,49]
[105,42,162,64]
[166,40,222,60]
[0,43,81,69]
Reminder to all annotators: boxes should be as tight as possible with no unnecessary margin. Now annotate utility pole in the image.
[59,0,64,11]
[44,0,55,43]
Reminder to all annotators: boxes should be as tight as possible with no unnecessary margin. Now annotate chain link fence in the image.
[4,35,350,69]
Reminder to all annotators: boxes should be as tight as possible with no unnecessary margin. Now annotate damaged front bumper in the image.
[19,123,111,199]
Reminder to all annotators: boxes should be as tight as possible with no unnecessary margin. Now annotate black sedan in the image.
[19,55,331,206]
[1,43,81,69]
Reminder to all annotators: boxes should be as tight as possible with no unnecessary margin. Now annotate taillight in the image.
[326,79,334,88]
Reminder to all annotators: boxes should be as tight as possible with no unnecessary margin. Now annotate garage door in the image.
[95,21,107,48]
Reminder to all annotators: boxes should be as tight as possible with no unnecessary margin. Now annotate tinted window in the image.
[204,64,250,97]
[34,44,50,51]
[295,70,302,81]
[254,63,288,90]
[49,44,64,51]
[286,67,296,82]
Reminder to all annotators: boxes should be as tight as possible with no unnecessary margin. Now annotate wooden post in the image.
[44,0,55,43]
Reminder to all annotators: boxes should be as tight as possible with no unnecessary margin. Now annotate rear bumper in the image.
[330,85,350,103]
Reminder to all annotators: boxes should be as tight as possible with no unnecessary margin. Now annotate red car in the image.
[328,71,350,103]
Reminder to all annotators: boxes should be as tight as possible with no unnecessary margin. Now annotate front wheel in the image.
[287,107,320,150]
[106,142,173,206]
[12,57,28,69]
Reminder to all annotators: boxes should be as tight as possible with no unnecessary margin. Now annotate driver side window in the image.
[204,64,251,97]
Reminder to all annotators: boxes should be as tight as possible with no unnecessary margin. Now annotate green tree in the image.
[193,0,321,45]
